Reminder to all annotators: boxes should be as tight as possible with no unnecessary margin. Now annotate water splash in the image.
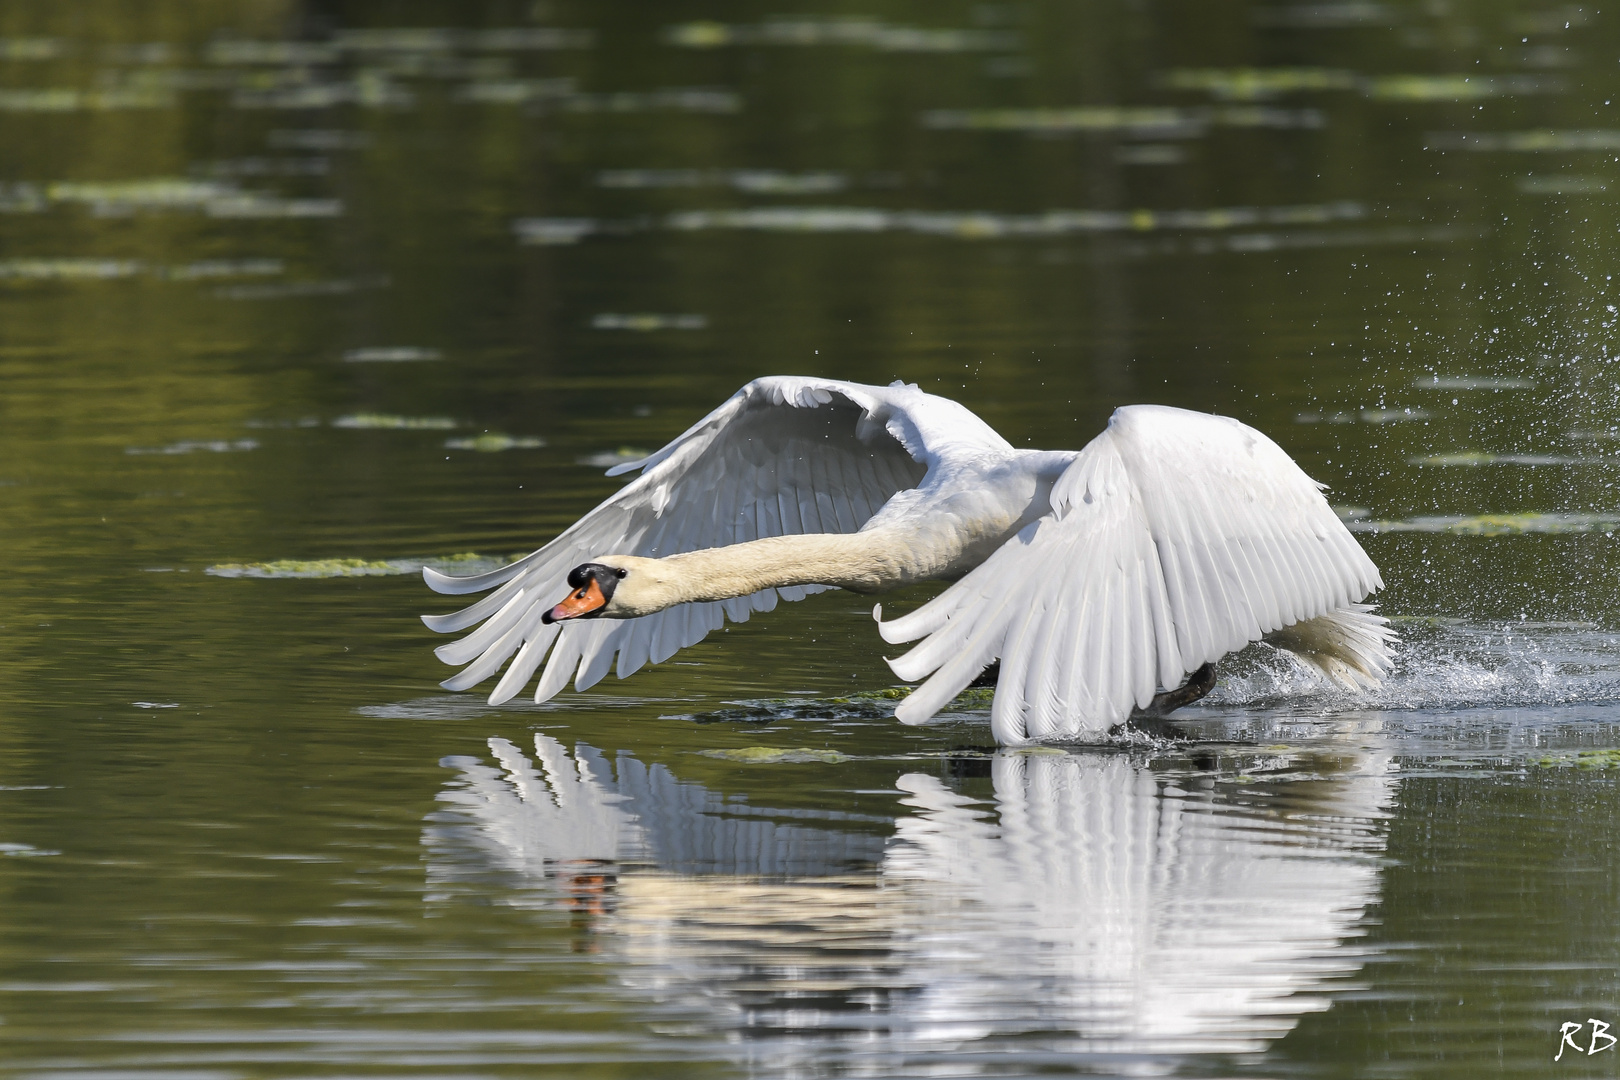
[1208,622,1620,714]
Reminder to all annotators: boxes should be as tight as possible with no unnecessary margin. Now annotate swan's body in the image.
[423,377,1392,745]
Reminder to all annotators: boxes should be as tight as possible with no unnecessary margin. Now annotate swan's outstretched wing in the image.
[879,405,1383,744]
[424,376,1008,705]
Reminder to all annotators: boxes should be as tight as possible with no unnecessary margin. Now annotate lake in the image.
[3,2,1620,1076]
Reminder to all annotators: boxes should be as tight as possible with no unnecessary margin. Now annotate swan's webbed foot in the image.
[1132,662,1217,720]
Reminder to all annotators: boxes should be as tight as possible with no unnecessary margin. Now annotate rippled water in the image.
[5,2,1620,1076]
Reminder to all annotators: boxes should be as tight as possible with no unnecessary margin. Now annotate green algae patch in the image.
[1538,749,1620,770]
[699,747,850,764]
[209,557,399,579]
[207,552,520,579]
[333,413,458,430]
[1410,452,1577,467]
[1351,513,1620,536]
[445,434,546,451]
[578,447,654,468]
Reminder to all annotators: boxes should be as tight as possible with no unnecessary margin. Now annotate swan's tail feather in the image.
[1263,603,1395,690]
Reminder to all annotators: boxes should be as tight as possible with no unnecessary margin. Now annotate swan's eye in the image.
[614,568,628,579]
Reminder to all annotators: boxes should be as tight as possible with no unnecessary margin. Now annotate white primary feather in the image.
[882,405,1385,744]
[422,377,1003,704]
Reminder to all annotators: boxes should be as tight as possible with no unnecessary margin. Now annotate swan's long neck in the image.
[607,529,923,617]
[664,530,914,601]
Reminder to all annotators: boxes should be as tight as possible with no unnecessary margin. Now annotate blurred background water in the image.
[4,1,1620,1076]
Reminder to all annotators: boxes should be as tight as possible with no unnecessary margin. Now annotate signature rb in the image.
[1558,1019,1617,1061]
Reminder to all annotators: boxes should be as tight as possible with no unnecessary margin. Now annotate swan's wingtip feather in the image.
[876,612,921,645]
[422,564,460,593]
[893,694,931,726]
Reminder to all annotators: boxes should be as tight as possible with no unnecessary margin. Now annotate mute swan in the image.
[422,376,1392,745]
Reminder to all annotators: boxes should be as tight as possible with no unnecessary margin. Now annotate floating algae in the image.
[1409,452,1582,466]
[207,552,524,579]
[1413,375,1536,390]
[577,447,654,469]
[923,106,1198,137]
[0,38,69,61]
[654,202,1365,240]
[1363,75,1562,101]
[1348,512,1620,536]
[126,439,259,456]
[1518,176,1608,195]
[698,747,851,764]
[1296,407,1429,424]
[342,347,441,362]
[591,313,707,331]
[44,179,235,212]
[557,88,740,114]
[231,78,414,111]
[513,218,599,245]
[1427,130,1620,152]
[1163,69,1558,102]
[204,196,342,219]
[1360,407,1431,423]
[444,434,546,452]
[161,259,284,280]
[39,178,337,220]
[1161,67,1358,99]
[0,88,175,112]
[195,157,332,178]
[216,276,387,300]
[205,39,343,65]
[921,105,1323,135]
[665,18,1017,52]
[0,183,46,213]
[267,129,371,151]
[1536,749,1620,769]
[330,27,593,52]
[333,414,457,430]
[456,78,576,105]
[598,169,847,195]
[0,259,144,281]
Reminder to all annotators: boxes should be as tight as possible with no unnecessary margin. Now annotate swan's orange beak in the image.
[544,578,607,623]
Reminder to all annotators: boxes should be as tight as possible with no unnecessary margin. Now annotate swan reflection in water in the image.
[427,733,1391,1066]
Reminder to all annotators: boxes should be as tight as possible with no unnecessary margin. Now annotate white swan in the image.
[422,376,1392,744]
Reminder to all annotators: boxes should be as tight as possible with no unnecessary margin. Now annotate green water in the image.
[5,1,1620,1076]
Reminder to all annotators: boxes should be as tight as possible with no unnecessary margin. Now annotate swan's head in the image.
[542,556,675,623]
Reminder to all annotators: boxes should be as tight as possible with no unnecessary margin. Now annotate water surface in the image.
[4,2,1620,1076]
